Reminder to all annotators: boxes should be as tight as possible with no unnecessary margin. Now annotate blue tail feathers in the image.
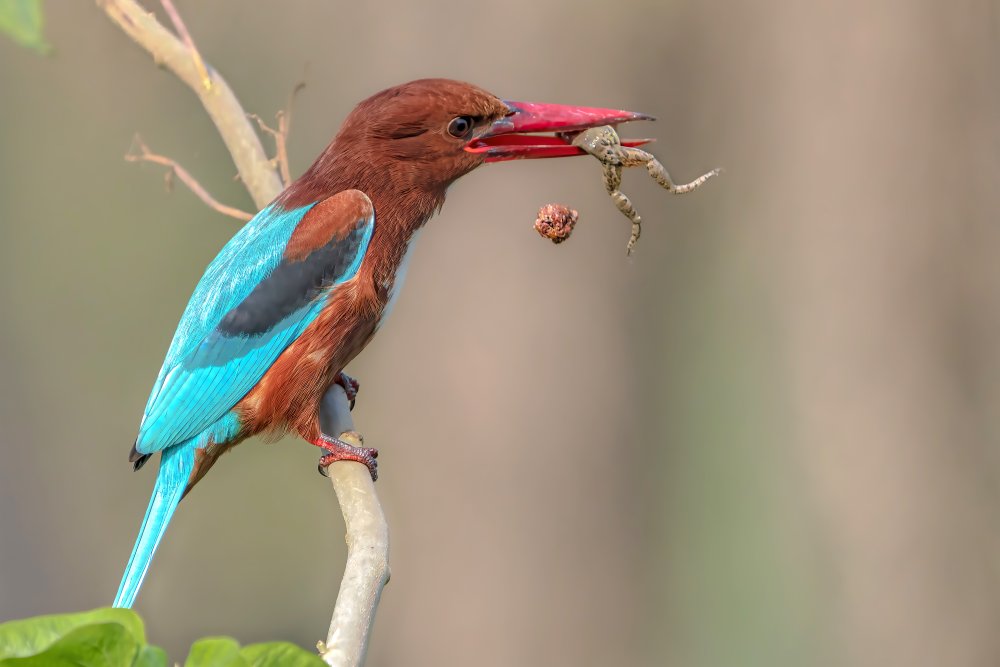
[113,444,195,608]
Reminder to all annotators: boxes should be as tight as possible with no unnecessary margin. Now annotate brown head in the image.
[329,79,509,192]
[290,78,654,208]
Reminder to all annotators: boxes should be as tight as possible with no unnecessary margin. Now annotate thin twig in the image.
[280,81,306,182]
[159,0,211,91]
[99,0,283,208]
[249,82,306,185]
[126,134,253,221]
[248,114,287,185]
[275,112,291,185]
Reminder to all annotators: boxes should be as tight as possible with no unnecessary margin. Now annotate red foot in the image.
[310,434,378,481]
[335,372,360,410]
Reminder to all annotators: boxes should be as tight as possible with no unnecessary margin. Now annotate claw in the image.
[314,434,378,481]
[336,372,360,411]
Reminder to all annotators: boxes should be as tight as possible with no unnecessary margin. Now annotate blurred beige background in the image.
[2,1,999,665]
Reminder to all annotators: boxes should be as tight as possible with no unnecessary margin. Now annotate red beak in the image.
[466,100,655,162]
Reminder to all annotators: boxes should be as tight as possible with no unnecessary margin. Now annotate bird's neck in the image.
[279,142,446,289]
[284,143,444,234]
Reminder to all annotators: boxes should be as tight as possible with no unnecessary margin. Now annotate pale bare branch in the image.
[99,0,283,207]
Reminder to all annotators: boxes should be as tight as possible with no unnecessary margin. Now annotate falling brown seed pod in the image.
[534,203,579,244]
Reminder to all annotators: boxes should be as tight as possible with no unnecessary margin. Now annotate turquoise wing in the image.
[135,191,375,454]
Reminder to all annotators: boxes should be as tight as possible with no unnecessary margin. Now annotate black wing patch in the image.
[217,220,369,337]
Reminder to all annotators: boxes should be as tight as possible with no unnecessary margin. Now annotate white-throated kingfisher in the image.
[113,78,652,608]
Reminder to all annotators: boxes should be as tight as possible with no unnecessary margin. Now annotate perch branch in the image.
[102,2,390,665]
[125,134,253,221]
[98,0,283,208]
[317,385,391,667]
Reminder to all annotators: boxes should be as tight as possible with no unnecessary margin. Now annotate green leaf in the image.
[0,610,316,667]
[184,637,249,667]
[0,608,147,660]
[184,637,324,667]
[241,642,326,667]
[0,0,50,54]
[0,622,138,667]
[134,645,169,667]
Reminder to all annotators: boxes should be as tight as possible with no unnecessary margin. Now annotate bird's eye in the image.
[447,116,474,138]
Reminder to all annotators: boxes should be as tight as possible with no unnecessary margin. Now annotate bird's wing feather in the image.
[135,190,375,453]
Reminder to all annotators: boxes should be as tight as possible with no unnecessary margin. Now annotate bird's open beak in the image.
[465,100,655,162]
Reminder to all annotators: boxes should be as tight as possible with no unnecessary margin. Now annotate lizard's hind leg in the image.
[603,165,642,254]
[647,158,720,194]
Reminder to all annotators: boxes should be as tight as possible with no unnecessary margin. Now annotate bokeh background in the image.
[2,1,1000,665]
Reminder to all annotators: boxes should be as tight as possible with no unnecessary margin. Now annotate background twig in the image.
[126,134,253,221]
[158,0,211,91]
[250,82,306,186]
[99,0,282,208]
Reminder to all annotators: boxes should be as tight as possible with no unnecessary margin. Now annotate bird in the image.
[113,78,652,608]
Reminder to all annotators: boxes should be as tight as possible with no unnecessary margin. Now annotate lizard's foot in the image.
[311,432,378,481]
[335,372,360,410]
[626,221,641,255]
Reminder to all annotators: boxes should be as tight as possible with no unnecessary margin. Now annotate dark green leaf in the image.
[0,608,147,660]
[0,0,50,54]
[184,637,248,667]
[241,642,325,667]
[0,622,137,667]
